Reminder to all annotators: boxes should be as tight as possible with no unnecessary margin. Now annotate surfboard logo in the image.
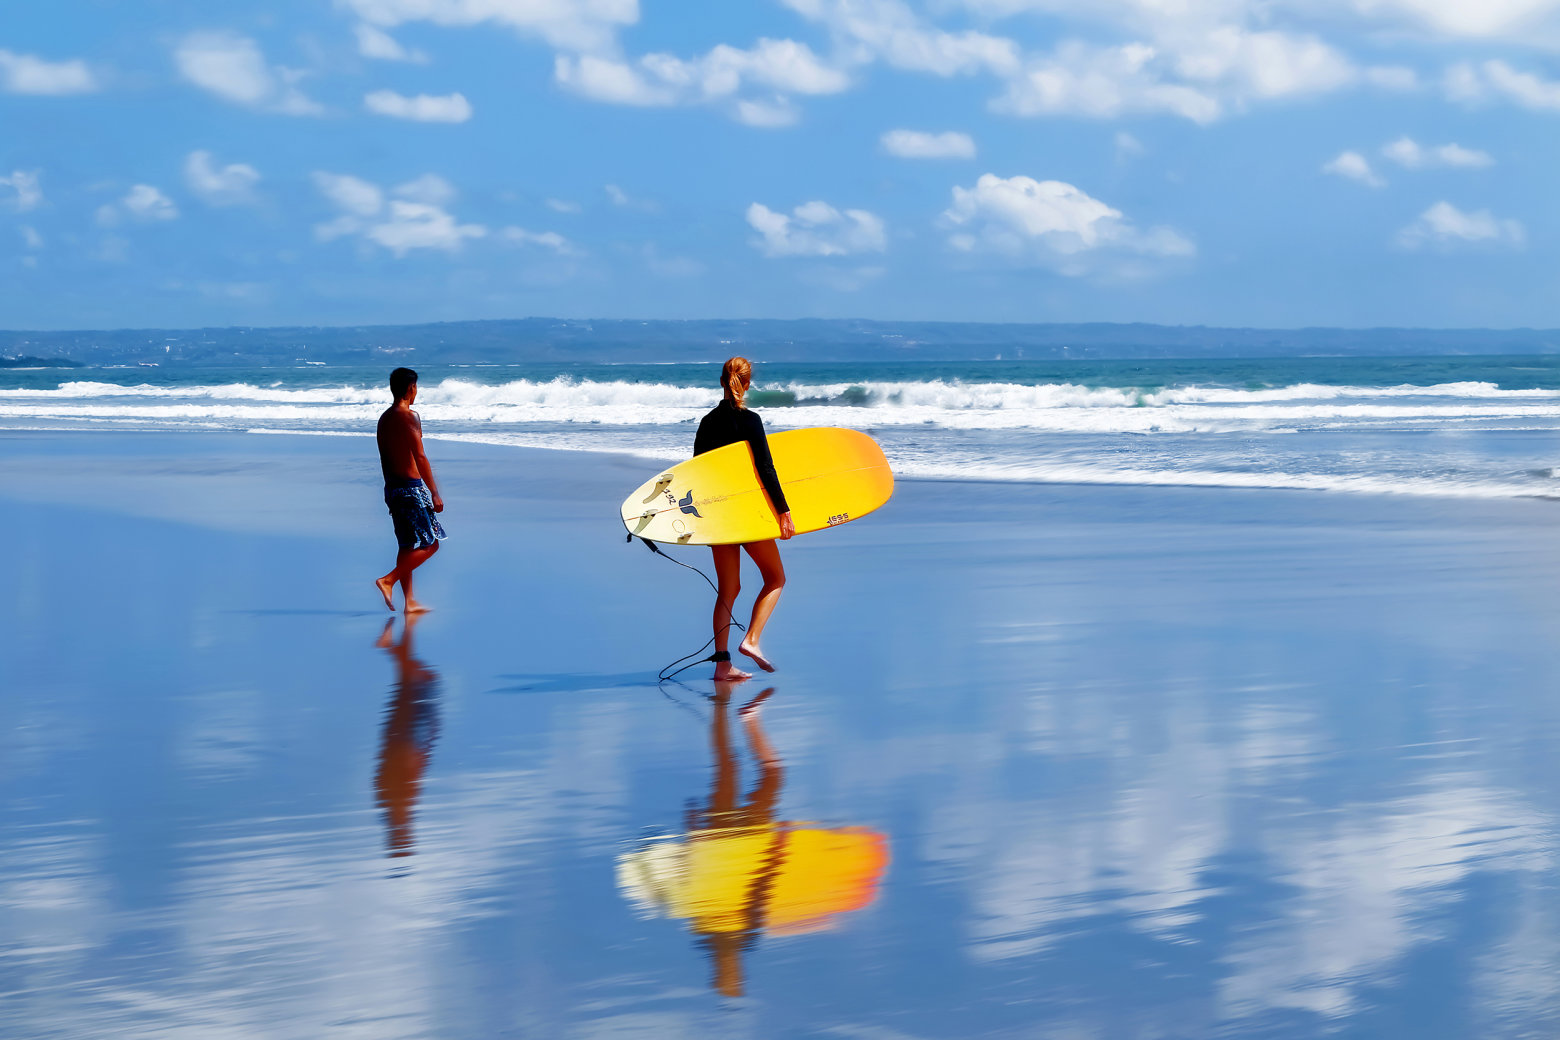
[679,491,702,518]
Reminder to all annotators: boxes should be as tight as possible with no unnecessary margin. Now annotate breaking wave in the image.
[4,377,1560,436]
[8,371,1560,501]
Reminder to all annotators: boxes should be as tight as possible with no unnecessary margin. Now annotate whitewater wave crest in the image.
[5,376,1560,435]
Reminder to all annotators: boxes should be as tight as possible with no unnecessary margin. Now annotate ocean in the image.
[6,355,1560,499]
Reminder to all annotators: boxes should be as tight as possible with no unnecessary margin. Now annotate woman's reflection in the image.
[618,681,888,997]
[374,614,441,857]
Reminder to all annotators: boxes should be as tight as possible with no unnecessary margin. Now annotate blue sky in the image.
[3,0,1559,329]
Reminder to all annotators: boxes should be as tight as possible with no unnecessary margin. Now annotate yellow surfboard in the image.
[620,427,894,546]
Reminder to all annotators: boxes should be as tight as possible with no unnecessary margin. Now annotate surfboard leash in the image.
[628,534,747,683]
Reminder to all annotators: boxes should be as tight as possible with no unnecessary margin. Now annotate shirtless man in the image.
[375,367,445,613]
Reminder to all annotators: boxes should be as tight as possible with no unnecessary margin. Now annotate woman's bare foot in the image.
[404,599,432,615]
[740,687,776,716]
[375,575,396,611]
[738,639,775,673]
[714,660,751,681]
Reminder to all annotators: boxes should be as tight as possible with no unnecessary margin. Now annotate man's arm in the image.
[410,413,443,511]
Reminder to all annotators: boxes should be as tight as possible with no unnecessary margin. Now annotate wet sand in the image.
[4,430,1560,1039]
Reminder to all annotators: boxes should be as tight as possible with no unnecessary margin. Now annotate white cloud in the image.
[368,201,487,255]
[545,198,581,214]
[1429,142,1494,167]
[364,89,473,122]
[125,184,179,221]
[338,0,639,53]
[314,172,383,216]
[996,25,1355,124]
[995,41,1224,123]
[603,183,657,211]
[735,96,801,126]
[940,173,1193,270]
[1446,59,1560,110]
[958,0,1560,42]
[554,54,671,105]
[0,50,98,95]
[184,151,261,205]
[0,170,43,212]
[20,225,43,250]
[394,174,458,206]
[881,129,976,158]
[502,227,578,254]
[1322,150,1385,187]
[554,38,847,123]
[354,24,428,63]
[1173,26,1354,99]
[313,171,485,256]
[1334,0,1560,38]
[174,32,322,116]
[99,184,179,226]
[746,200,887,257]
[708,38,852,94]
[1381,136,1493,168]
[1398,201,1525,249]
[1115,130,1145,159]
[782,0,1020,77]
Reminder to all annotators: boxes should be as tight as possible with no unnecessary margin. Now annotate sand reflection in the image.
[618,682,889,996]
[375,615,442,857]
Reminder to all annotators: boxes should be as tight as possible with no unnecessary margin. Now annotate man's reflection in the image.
[618,682,888,996]
[375,614,441,857]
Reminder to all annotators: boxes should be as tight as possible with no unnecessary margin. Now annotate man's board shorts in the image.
[385,477,447,551]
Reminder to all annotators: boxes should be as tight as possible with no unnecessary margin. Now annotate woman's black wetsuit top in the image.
[694,398,789,514]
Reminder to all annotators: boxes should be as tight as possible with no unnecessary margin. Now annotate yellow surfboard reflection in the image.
[617,685,889,995]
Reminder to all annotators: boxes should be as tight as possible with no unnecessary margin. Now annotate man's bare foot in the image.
[375,617,396,649]
[714,661,751,681]
[375,575,396,611]
[404,600,432,615]
[738,640,775,673]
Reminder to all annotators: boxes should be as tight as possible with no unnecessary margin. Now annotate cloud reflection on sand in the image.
[1,679,1554,1037]
[1221,779,1548,1019]
[921,679,1551,1022]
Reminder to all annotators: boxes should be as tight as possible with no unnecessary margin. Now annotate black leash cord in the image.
[629,534,745,682]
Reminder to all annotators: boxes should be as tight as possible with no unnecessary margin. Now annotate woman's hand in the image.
[778,512,795,540]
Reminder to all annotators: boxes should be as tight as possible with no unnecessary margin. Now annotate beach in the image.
[5,429,1560,1038]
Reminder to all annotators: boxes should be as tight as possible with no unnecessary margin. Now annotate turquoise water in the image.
[5,356,1560,497]
[10,355,1560,392]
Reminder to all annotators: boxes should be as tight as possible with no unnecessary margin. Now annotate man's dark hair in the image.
[389,367,418,401]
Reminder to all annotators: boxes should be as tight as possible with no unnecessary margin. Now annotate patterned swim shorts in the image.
[385,478,447,551]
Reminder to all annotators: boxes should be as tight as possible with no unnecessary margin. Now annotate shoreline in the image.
[3,425,1559,506]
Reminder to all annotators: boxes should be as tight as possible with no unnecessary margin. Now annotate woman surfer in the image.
[695,357,794,680]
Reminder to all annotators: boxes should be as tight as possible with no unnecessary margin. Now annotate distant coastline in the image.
[4,318,1560,367]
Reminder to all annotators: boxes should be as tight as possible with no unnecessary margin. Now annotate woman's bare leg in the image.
[737,540,784,672]
[711,545,750,680]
